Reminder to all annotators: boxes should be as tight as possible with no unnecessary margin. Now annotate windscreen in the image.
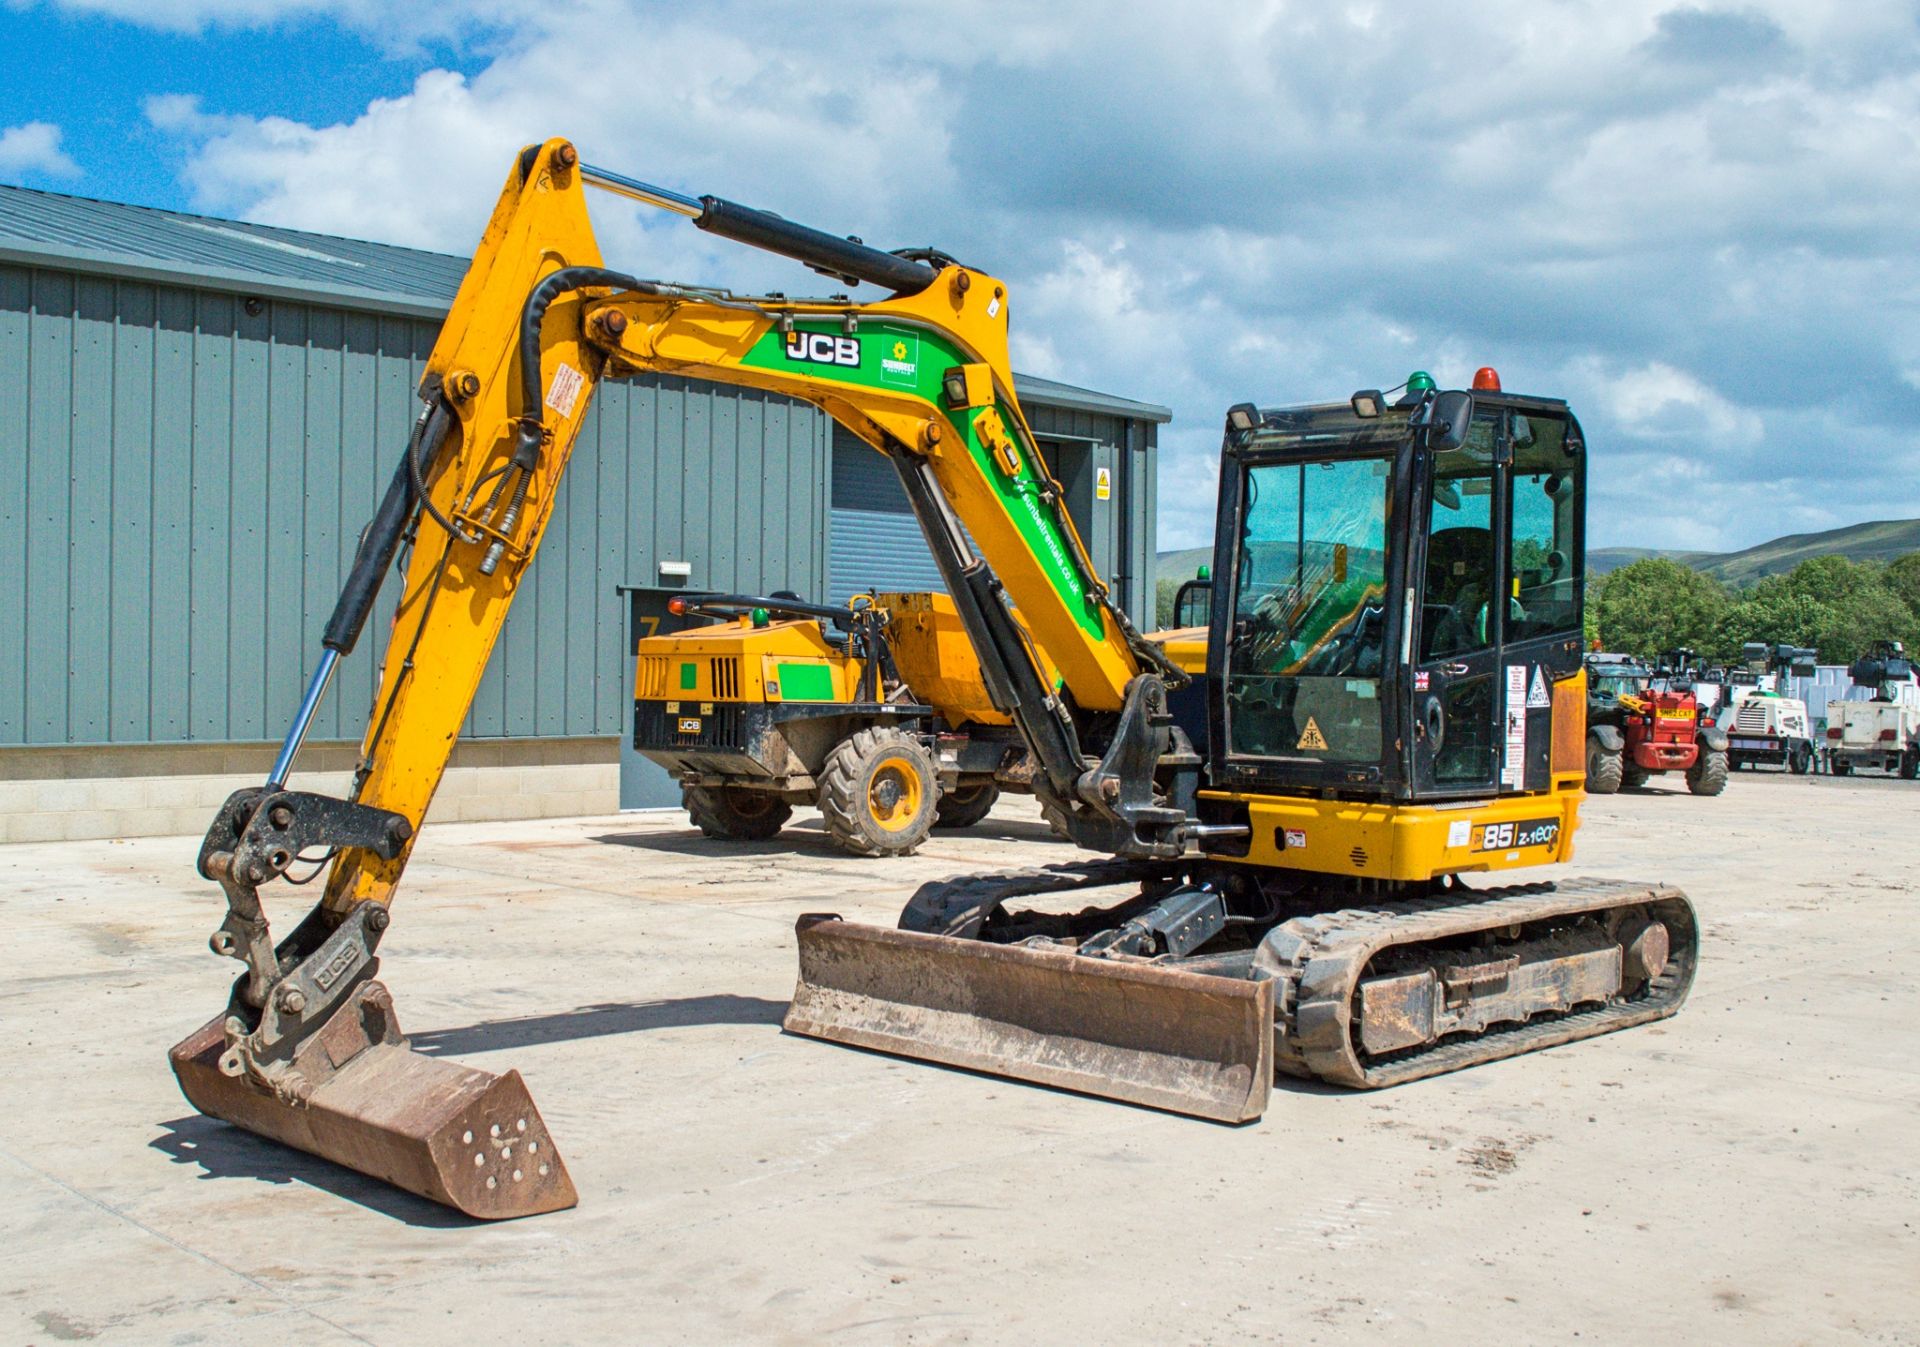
[1227,456,1392,761]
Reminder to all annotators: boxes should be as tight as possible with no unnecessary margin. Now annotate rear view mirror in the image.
[1431,390,1475,450]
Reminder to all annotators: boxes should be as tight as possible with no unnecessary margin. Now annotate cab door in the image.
[1409,408,1504,796]
[1408,403,1585,799]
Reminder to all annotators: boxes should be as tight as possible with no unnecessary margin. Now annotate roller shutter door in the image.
[828,430,946,604]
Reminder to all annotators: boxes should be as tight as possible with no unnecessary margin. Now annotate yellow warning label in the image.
[1297,717,1328,751]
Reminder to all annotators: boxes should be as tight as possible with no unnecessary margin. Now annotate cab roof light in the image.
[1406,370,1436,394]
[1472,366,1502,391]
[1225,403,1260,433]
[1350,389,1383,418]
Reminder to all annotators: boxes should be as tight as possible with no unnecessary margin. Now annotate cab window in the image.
[1420,413,1498,661]
[1507,412,1581,643]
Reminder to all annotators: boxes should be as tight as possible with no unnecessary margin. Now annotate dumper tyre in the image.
[819,728,939,857]
[1686,747,1727,796]
[683,783,792,841]
[1789,741,1814,775]
[1621,762,1651,791]
[933,781,1000,829]
[1900,749,1918,781]
[1586,735,1623,794]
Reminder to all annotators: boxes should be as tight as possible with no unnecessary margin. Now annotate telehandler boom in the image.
[172,139,1697,1223]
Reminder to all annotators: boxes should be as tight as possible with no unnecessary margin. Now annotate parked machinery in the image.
[1716,642,1818,773]
[1824,640,1920,778]
[1583,650,1727,795]
[632,590,1038,855]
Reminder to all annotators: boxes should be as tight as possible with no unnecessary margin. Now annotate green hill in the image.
[1167,518,1920,587]
[1689,519,1920,585]
[1156,546,1213,582]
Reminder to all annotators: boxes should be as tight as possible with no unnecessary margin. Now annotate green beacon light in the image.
[1406,370,1436,394]
[750,607,771,628]
[1196,565,1211,581]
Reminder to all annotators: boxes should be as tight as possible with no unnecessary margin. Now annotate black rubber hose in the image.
[517,266,645,430]
[323,401,452,656]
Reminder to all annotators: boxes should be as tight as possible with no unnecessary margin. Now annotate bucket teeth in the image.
[785,914,1273,1123]
[168,981,576,1220]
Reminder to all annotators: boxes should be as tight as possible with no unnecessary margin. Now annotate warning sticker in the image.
[1446,819,1471,848]
[1527,666,1552,709]
[1297,717,1329,751]
[1503,666,1528,788]
[545,361,585,417]
[1096,467,1112,501]
[1283,828,1307,849]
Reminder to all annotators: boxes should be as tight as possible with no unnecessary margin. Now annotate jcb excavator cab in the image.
[1194,378,1586,874]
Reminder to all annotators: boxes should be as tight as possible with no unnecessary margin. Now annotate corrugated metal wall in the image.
[827,429,947,605]
[1026,402,1158,627]
[0,262,829,748]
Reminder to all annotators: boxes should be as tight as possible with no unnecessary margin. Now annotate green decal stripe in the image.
[739,321,1106,641]
[679,662,697,690]
[776,663,838,701]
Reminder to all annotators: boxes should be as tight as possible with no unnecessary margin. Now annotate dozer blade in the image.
[785,914,1273,1123]
[168,980,576,1220]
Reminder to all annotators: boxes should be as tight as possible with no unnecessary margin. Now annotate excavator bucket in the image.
[168,981,576,1220]
[784,914,1273,1123]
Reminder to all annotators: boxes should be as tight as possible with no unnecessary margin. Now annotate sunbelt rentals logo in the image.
[880,327,919,386]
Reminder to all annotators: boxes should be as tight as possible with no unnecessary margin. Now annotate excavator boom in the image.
[170,138,1170,1218]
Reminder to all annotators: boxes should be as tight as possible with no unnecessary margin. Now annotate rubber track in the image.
[898,868,1697,1090]
[1256,876,1698,1088]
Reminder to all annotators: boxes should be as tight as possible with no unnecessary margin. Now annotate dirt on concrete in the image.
[1,772,1915,1345]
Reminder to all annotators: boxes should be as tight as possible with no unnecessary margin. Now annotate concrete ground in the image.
[2,772,1916,1346]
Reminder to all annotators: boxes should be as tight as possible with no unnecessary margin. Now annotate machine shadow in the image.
[587,828,846,859]
[410,995,790,1059]
[589,813,1063,855]
[149,1115,479,1228]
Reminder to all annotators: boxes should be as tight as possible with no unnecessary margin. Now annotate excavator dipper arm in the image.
[171,138,1176,1218]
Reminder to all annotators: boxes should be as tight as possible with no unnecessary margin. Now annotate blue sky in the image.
[4,0,1918,556]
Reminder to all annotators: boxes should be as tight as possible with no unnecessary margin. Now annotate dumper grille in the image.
[710,657,741,699]
[633,700,750,751]
[636,655,670,699]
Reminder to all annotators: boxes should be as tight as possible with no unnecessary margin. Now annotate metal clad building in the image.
[0,184,1168,838]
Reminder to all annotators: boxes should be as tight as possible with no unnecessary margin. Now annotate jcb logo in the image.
[783,332,861,368]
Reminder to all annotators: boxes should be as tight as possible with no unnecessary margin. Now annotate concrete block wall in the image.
[0,737,620,843]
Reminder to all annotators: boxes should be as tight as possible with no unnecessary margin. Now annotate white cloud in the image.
[99,0,1920,555]
[0,122,81,179]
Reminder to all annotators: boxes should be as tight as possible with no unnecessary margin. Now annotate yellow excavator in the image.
[170,138,1696,1221]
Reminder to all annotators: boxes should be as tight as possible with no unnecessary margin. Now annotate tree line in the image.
[1588,553,1920,664]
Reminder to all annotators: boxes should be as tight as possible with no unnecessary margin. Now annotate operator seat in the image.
[1422,526,1493,658]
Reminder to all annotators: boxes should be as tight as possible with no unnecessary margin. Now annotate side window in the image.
[1507,413,1581,643]
[1419,414,1498,661]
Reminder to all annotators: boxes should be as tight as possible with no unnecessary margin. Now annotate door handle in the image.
[1441,663,1470,676]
